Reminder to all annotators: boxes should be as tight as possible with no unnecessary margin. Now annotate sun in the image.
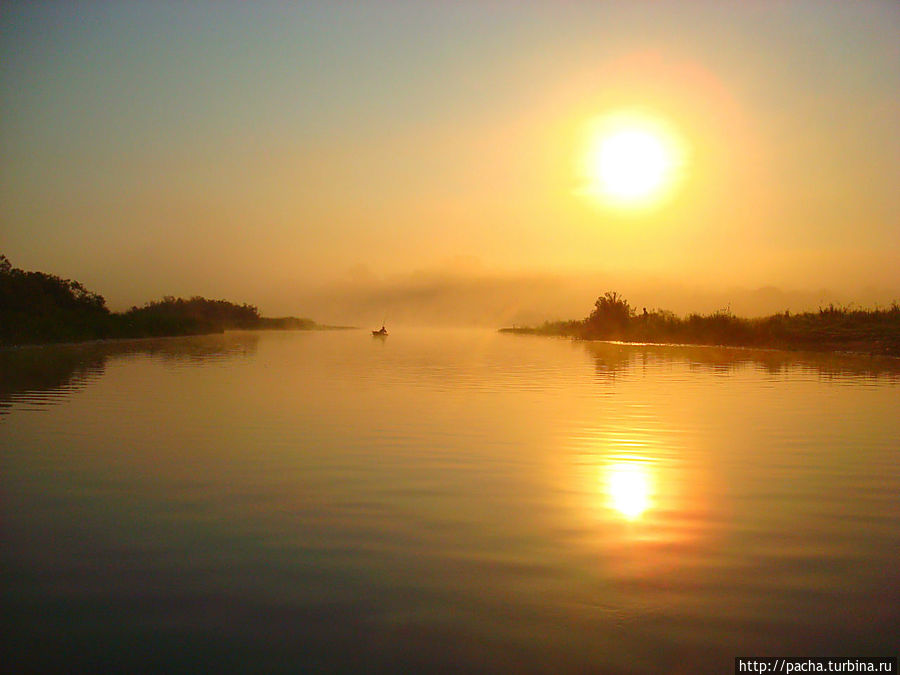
[593,129,668,199]
[580,110,685,208]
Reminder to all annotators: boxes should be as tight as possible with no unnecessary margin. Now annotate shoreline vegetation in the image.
[501,291,900,357]
[1,255,349,347]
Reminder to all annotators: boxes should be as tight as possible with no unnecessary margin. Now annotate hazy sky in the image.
[2,1,898,316]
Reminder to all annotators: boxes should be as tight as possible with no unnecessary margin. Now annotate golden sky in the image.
[1,2,897,318]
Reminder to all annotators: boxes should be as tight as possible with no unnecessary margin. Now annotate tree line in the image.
[0,254,313,345]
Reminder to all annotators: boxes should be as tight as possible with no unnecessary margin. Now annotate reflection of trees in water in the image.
[585,343,636,383]
[583,340,900,381]
[0,348,106,414]
[0,333,259,416]
[113,332,261,364]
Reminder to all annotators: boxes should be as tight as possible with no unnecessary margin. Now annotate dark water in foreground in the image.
[2,329,898,673]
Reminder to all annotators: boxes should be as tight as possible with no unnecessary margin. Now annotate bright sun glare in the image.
[607,462,652,520]
[582,111,684,208]
[594,130,668,199]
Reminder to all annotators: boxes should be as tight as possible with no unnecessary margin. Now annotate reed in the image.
[501,292,900,356]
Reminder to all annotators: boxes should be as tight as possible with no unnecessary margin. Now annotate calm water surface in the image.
[2,329,898,673]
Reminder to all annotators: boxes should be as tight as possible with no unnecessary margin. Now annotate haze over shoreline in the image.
[282,268,898,328]
[3,3,898,320]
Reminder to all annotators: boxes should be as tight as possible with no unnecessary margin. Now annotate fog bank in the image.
[287,270,899,328]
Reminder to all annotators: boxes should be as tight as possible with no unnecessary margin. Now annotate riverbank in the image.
[1,255,349,347]
[1,324,359,352]
[1,304,340,348]
[501,292,900,356]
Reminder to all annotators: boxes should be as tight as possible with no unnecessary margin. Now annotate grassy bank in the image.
[501,291,900,356]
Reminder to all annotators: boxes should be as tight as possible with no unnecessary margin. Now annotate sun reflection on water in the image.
[606,461,653,520]
[563,418,715,555]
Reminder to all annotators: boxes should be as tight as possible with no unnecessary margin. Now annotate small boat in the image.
[372,325,388,336]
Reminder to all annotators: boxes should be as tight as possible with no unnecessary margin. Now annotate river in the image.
[2,329,898,673]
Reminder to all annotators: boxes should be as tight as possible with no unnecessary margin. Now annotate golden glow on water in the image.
[2,331,899,673]
[564,416,709,553]
[606,461,653,520]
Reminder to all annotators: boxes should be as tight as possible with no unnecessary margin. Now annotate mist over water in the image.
[2,329,898,673]
[289,268,899,328]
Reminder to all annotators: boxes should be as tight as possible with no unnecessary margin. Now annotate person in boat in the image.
[373,325,388,336]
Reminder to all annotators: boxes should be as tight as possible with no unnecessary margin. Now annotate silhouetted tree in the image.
[584,291,633,336]
[1,253,111,344]
[0,254,273,345]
